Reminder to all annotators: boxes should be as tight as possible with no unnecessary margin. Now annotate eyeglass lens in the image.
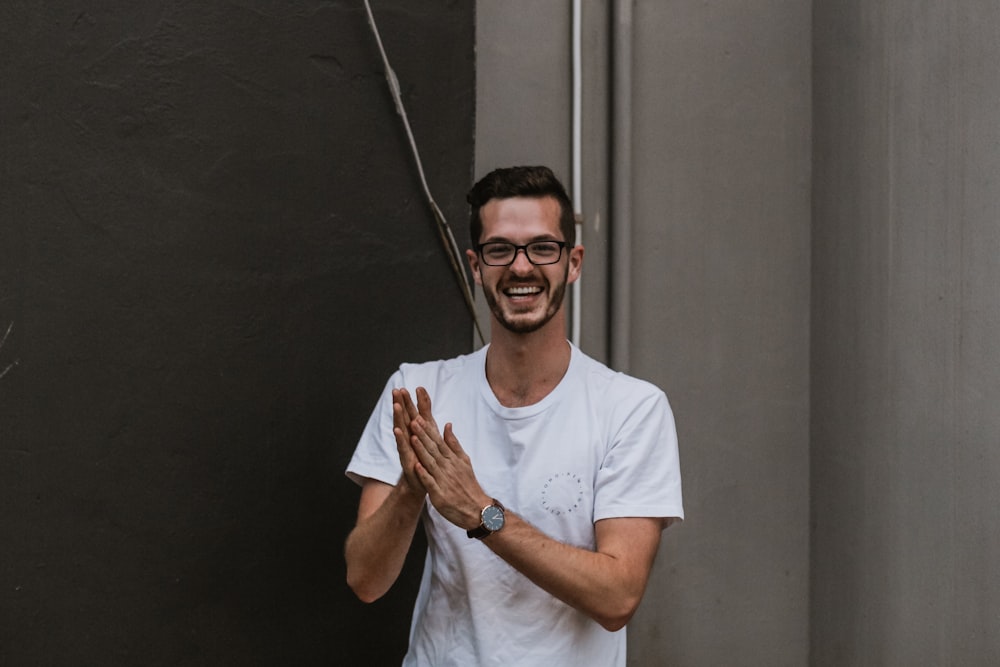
[479,242,564,266]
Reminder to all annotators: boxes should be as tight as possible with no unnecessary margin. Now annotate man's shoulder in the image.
[394,347,484,383]
[572,346,666,401]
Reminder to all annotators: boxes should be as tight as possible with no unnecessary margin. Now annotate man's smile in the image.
[503,285,544,298]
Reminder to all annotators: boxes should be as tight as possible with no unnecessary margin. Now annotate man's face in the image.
[466,196,583,335]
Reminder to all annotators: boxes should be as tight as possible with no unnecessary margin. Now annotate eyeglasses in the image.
[476,241,568,266]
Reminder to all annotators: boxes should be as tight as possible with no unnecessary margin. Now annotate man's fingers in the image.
[393,424,412,455]
[392,401,408,433]
[392,390,411,438]
[413,461,439,493]
[410,418,445,462]
[442,423,466,457]
[394,421,425,495]
[392,388,419,421]
[416,387,433,418]
[398,388,419,420]
[416,386,445,430]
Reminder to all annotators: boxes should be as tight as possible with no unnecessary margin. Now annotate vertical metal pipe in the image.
[610,0,633,372]
[571,0,583,347]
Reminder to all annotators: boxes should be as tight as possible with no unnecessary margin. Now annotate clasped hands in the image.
[392,387,490,531]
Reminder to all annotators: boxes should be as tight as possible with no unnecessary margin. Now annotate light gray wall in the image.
[628,3,811,665]
[473,1,574,346]
[476,2,811,665]
[478,1,1000,664]
[474,3,572,176]
[811,1,1000,664]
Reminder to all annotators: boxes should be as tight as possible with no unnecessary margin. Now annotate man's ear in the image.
[567,244,584,284]
[466,248,482,285]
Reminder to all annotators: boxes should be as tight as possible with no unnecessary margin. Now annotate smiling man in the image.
[344,166,683,667]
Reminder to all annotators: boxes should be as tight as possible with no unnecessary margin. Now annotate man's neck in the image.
[485,314,572,408]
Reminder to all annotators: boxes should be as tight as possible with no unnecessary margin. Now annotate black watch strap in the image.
[466,524,492,540]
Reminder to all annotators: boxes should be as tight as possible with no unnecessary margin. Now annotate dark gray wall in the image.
[0,2,473,665]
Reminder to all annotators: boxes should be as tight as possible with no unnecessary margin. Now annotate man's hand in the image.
[397,387,490,530]
[391,388,428,498]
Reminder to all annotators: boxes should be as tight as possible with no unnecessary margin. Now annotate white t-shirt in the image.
[347,343,683,667]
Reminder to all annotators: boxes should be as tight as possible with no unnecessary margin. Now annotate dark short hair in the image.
[466,166,576,247]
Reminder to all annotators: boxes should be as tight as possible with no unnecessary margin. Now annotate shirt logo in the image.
[540,472,584,516]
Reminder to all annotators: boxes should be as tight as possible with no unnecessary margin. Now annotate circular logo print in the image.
[540,472,585,516]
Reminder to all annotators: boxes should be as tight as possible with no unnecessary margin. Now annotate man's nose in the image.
[509,247,534,272]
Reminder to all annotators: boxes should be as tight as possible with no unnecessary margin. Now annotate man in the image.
[345,166,683,666]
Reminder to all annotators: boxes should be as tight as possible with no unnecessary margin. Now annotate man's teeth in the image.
[505,286,542,295]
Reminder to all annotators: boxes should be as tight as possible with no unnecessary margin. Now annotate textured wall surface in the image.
[811,1,1000,664]
[628,3,811,665]
[472,1,574,347]
[473,0,612,358]
[0,1,474,664]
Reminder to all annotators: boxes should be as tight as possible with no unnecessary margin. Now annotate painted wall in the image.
[478,2,1000,664]
[628,3,811,665]
[0,1,474,664]
[811,1,1000,664]
[472,2,575,348]
[474,1,611,358]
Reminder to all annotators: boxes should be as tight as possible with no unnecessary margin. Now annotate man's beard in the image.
[482,268,568,335]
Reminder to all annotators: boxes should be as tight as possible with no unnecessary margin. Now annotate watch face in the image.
[482,505,505,531]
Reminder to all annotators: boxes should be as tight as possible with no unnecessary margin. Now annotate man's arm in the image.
[485,513,663,631]
[344,477,424,603]
[345,388,431,603]
[402,387,667,631]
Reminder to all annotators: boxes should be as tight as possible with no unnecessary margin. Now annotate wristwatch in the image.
[467,499,506,539]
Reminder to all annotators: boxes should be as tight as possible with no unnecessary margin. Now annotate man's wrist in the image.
[467,498,506,539]
[393,477,426,508]
[466,496,493,530]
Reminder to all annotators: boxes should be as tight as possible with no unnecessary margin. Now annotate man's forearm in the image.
[481,512,663,632]
[345,480,425,603]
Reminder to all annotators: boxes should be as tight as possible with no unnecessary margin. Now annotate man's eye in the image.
[485,246,512,258]
[531,243,559,255]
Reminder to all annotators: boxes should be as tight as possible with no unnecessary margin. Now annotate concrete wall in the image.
[477,2,811,665]
[473,1,613,358]
[0,2,474,664]
[628,3,811,665]
[811,1,1000,664]
[480,2,1000,664]
[472,2,575,348]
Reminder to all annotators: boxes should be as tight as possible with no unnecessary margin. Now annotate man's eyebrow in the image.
[480,234,563,244]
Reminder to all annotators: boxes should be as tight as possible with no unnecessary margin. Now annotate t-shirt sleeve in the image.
[593,387,684,525]
[345,370,404,487]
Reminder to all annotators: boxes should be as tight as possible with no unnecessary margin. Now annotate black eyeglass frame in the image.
[475,240,569,266]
